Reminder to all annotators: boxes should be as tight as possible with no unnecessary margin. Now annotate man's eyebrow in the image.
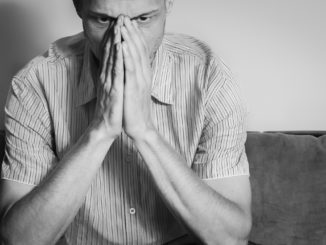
[87,9,160,19]
[87,10,115,19]
[132,9,160,18]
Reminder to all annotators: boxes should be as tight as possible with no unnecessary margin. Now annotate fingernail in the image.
[125,17,131,26]
[119,15,124,25]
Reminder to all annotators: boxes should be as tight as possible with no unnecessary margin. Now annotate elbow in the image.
[242,210,253,241]
[204,214,252,245]
[1,231,35,245]
[0,225,16,245]
[237,211,252,242]
[229,212,252,245]
[0,221,31,245]
[1,221,59,245]
[205,233,250,245]
[228,208,252,244]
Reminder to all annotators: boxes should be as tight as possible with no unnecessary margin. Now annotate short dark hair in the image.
[72,0,82,13]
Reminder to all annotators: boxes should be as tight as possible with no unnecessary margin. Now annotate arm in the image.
[134,132,251,245]
[0,127,114,245]
[120,17,251,244]
[0,17,125,245]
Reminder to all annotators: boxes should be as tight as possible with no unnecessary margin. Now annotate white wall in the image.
[0,0,325,131]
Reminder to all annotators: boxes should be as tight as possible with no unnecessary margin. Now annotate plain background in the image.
[0,0,325,131]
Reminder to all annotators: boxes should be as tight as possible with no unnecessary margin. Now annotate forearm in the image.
[1,125,114,245]
[134,131,251,245]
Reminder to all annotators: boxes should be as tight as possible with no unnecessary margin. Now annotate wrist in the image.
[85,119,117,147]
[133,128,159,147]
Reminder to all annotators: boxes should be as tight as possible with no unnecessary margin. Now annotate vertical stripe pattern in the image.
[1,32,249,244]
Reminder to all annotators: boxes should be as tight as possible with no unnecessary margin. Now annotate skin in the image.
[0,0,252,244]
[81,0,170,63]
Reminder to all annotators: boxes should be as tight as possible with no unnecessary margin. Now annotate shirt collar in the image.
[151,42,175,105]
[75,37,175,107]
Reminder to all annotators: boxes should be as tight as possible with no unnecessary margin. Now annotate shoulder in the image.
[14,32,85,79]
[12,33,85,96]
[49,32,85,59]
[163,33,214,60]
[162,33,233,91]
[163,33,232,76]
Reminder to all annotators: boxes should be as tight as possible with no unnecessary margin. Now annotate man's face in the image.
[80,0,173,62]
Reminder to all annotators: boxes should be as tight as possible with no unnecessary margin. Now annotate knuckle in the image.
[104,83,111,93]
[112,67,121,77]
[99,74,106,83]
[108,59,114,67]
[108,90,122,103]
[109,87,119,97]
[104,42,111,52]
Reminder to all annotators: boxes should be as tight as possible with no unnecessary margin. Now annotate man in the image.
[0,0,252,244]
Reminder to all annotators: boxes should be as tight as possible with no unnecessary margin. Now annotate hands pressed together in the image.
[93,15,155,142]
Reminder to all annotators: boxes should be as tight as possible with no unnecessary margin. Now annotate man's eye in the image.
[97,17,110,24]
[136,16,151,23]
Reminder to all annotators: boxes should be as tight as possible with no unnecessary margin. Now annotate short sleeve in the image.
[1,76,57,185]
[192,57,249,179]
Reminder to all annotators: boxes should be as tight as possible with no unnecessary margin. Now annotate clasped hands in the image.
[93,15,155,142]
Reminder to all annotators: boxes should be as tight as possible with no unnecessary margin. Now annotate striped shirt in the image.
[1,32,249,244]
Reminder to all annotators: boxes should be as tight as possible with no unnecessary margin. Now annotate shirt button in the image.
[126,155,132,163]
[129,208,136,215]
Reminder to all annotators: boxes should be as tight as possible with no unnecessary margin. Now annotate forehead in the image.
[85,0,165,17]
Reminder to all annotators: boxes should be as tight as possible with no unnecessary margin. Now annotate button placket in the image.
[126,153,132,163]
[126,137,135,164]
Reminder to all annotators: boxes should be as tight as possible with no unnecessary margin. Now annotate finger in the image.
[99,36,111,86]
[104,22,119,91]
[116,15,124,36]
[99,23,115,86]
[124,18,144,53]
[122,41,135,74]
[130,20,151,72]
[130,20,148,56]
[125,18,148,61]
[110,32,124,93]
[122,18,149,73]
[121,18,140,66]
[108,18,123,91]
[113,17,122,45]
[109,44,124,103]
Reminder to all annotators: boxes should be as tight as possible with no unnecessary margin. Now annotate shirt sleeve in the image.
[191,57,249,179]
[1,76,57,185]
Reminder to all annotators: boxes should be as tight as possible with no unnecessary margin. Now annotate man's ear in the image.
[165,0,174,14]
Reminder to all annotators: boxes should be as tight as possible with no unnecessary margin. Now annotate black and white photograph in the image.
[0,0,325,244]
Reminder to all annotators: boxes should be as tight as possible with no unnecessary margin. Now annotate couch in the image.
[1,130,326,245]
[246,131,326,245]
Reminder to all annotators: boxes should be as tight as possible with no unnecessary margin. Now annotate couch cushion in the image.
[246,132,326,245]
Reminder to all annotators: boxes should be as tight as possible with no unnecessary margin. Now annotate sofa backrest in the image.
[0,130,5,166]
[246,132,326,245]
